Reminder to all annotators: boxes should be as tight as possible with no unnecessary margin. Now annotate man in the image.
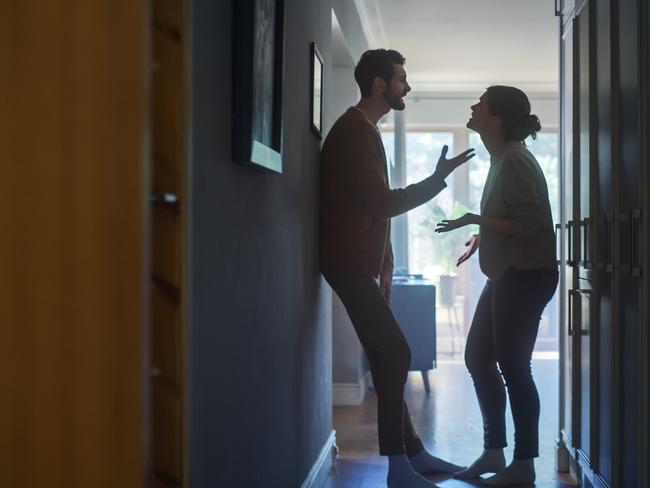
[320,49,474,488]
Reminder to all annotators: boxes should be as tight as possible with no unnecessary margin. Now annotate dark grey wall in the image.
[189,1,333,486]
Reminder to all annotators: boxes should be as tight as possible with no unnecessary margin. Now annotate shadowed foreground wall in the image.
[189,1,334,486]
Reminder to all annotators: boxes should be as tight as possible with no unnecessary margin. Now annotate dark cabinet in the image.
[558,1,649,487]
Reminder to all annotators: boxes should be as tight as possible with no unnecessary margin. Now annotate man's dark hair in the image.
[354,49,406,98]
[486,85,542,142]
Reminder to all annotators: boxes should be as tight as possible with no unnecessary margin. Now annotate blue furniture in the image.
[390,277,437,393]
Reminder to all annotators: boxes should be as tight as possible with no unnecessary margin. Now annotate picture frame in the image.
[310,42,324,139]
[232,0,285,173]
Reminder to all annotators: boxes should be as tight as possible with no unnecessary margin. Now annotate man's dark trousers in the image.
[323,266,425,456]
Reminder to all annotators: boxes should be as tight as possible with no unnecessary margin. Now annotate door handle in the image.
[150,192,179,208]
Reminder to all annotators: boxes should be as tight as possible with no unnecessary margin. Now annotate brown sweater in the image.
[320,107,447,276]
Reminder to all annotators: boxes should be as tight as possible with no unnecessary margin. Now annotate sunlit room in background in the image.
[380,114,560,358]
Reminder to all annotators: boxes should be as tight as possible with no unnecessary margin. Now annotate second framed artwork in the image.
[310,42,324,139]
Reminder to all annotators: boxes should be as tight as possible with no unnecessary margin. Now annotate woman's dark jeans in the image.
[465,268,558,459]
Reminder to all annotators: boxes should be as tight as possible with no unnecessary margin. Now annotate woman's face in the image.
[467,92,494,134]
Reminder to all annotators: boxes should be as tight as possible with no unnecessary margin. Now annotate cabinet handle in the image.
[582,218,592,269]
[632,209,642,277]
[577,289,591,335]
[620,212,630,273]
[568,289,575,337]
[555,0,562,16]
[603,212,614,273]
[567,220,575,266]
[555,223,562,265]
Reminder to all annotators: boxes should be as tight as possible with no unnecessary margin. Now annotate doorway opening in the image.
[327,1,571,486]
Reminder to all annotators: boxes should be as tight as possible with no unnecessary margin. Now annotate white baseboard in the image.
[300,430,337,488]
[333,372,370,406]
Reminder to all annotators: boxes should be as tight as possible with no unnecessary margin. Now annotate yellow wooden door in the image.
[151,1,188,486]
[0,2,150,487]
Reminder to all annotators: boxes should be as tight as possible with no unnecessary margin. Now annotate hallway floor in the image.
[324,358,578,488]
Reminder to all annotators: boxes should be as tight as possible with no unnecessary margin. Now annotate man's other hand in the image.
[379,266,393,303]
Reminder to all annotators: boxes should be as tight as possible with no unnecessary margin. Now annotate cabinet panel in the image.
[560,18,577,448]
[560,1,648,486]
[617,0,642,486]
[577,287,592,460]
[576,3,599,471]
[595,0,614,481]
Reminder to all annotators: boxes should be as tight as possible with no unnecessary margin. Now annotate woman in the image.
[435,86,558,486]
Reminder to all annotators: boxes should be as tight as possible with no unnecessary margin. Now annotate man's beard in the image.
[384,90,405,110]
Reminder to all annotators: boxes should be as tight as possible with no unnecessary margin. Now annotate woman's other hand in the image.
[435,212,479,234]
[456,233,480,267]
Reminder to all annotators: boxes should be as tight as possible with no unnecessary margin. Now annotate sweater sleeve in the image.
[501,152,543,239]
[342,125,447,220]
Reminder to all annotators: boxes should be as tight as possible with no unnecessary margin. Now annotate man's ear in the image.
[373,76,386,95]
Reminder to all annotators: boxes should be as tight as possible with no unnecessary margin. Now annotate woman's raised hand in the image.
[434,145,475,180]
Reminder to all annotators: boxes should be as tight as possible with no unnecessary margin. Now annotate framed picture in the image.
[310,42,324,139]
[232,0,285,173]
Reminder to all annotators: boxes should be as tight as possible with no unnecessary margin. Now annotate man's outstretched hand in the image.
[434,145,475,180]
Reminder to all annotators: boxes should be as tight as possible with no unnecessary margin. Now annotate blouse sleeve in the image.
[500,152,543,239]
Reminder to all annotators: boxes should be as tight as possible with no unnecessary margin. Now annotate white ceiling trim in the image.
[331,10,356,68]
[408,90,559,101]
[353,0,388,49]
[408,80,558,95]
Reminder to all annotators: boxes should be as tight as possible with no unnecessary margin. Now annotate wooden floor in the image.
[324,358,578,488]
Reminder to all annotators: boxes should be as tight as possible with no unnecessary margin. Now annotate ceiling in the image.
[354,0,559,93]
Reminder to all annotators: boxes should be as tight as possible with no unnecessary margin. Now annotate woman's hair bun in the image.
[527,114,542,140]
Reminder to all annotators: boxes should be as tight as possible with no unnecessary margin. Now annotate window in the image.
[404,132,455,279]
[383,127,560,354]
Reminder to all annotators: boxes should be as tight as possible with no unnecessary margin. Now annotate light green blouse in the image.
[479,141,557,280]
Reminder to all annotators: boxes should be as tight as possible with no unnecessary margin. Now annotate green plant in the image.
[419,200,474,275]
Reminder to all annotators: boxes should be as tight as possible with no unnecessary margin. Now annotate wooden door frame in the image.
[181,0,192,483]
[150,0,192,485]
